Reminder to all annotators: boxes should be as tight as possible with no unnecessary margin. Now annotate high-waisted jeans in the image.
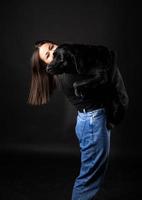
[71,107,111,200]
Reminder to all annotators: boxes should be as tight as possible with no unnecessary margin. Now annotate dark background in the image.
[0,0,140,157]
[0,0,141,199]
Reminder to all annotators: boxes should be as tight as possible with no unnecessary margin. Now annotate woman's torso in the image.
[57,72,107,111]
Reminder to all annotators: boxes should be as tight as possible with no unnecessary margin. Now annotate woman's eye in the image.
[49,44,53,50]
[46,52,49,58]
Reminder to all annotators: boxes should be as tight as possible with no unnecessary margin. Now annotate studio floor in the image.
[0,151,141,200]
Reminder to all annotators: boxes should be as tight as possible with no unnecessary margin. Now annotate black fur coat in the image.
[46,43,129,129]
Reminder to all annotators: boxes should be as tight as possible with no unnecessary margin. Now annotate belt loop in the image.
[83,108,86,113]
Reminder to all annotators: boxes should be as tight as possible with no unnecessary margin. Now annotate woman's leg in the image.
[71,108,111,200]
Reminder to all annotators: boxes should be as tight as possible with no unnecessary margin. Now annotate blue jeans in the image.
[71,108,111,200]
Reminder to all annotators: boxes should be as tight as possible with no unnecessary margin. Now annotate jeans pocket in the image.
[75,118,86,141]
[89,109,106,126]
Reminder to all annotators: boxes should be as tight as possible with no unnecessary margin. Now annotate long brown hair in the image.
[27,40,59,105]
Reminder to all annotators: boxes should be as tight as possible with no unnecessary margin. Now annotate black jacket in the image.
[46,43,129,129]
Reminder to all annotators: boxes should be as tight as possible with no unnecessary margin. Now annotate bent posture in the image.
[28,40,129,200]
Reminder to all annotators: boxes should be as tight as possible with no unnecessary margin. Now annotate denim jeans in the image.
[71,107,111,200]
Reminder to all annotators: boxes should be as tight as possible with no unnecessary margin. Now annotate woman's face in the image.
[38,43,58,64]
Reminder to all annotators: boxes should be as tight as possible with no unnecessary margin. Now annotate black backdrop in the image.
[0,0,141,158]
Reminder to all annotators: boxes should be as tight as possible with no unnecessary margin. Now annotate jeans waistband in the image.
[78,103,104,113]
[78,107,106,118]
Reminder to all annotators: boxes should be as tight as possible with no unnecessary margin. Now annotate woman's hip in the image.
[75,107,111,148]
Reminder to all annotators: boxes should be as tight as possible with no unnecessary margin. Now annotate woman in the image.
[28,40,129,200]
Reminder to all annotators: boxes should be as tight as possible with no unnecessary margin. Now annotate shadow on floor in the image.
[0,151,141,200]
